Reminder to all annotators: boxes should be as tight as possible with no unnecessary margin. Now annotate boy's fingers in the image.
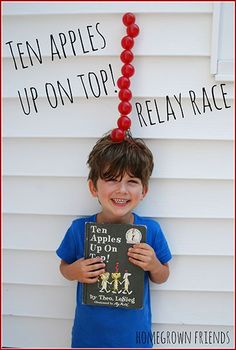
[128,257,144,268]
[133,243,150,249]
[128,247,152,257]
[87,263,106,271]
[83,276,100,284]
[128,245,154,256]
[128,247,144,255]
[83,269,105,283]
[128,252,148,262]
[88,269,105,277]
[83,256,103,265]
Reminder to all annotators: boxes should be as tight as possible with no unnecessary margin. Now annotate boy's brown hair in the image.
[87,133,154,187]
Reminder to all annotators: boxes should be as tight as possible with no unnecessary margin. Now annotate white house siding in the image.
[2,2,234,348]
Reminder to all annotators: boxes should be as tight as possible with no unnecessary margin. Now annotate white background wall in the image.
[2,1,234,348]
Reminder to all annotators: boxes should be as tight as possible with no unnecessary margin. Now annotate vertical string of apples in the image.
[110,12,140,142]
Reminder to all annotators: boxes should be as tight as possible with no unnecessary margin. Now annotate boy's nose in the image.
[116,181,128,193]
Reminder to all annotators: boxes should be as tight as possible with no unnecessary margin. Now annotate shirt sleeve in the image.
[152,222,172,264]
[56,223,77,264]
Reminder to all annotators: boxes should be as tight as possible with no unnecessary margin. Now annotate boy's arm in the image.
[148,261,169,284]
[128,243,170,284]
[59,257,105,283]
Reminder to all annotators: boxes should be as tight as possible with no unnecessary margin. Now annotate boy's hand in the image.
[127,243,170,283]
[60,257,105,283]
[127,243,157,272]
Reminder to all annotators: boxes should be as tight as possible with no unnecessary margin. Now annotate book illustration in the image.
[111,262,121,293]
[126,228,142,244]
[99,272,111,293]
[83,222,146,309]
[98,263,133,295]
[122,271,132,294]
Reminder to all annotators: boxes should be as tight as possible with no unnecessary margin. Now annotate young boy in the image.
[56,134,172,348]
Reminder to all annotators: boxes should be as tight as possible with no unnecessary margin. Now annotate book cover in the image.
[83,222,147,309]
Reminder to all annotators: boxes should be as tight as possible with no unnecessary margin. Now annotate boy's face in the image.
[88,173,148,223]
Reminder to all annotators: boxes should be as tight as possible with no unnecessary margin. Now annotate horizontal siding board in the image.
[3,284,233,326]
[3,13,211,58]
[3,214,72,253]
[3,315,72,348]
[142,179,233,219]
[3,284,76,319]
[3,251,234,292]
[3,214,234,256]
[3,56,234,98]
[3,138,234,180]
[2,2,213,16]
[156,256,234,292]
[151,290,234,326]
[3,316,234,349]
[3,177,233,218]
[3,250,70,287]
[3,96,233,140]
[157,218,234,257]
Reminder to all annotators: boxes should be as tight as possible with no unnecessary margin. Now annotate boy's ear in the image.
[88,179,98,197]
[142,185,148,199]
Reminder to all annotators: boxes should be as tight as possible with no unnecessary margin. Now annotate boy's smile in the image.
[88,173,148,223]
[111,198,130,205]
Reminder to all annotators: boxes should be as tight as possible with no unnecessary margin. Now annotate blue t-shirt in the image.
[56,213,172,348]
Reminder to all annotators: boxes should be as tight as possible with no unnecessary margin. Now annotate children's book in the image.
[83,222,146,309]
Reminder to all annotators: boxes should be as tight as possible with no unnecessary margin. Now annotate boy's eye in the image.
[129,179,140,184]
